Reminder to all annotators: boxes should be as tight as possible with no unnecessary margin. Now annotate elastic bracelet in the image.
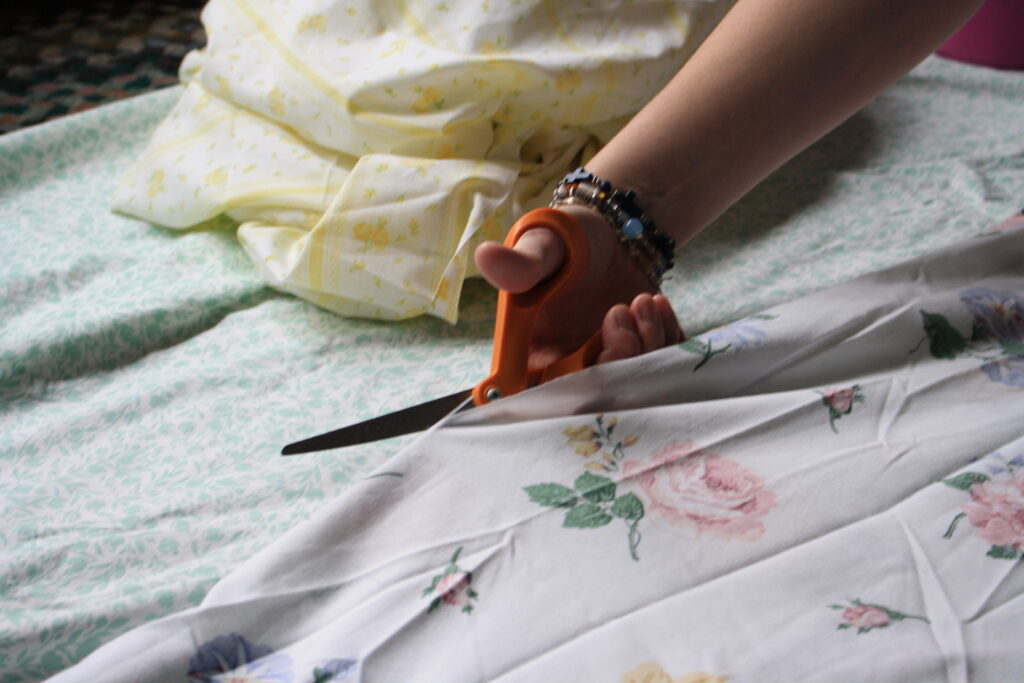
[550,167,674,287]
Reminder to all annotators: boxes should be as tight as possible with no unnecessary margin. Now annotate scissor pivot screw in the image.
[486,388,502,401]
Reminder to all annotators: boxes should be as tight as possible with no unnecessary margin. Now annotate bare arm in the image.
[475,0,983,365]
[586,0,984,244]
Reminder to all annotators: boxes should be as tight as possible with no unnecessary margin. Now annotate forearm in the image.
[586,0,983,244]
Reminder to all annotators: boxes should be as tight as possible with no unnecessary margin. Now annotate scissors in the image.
[281,207,604,455]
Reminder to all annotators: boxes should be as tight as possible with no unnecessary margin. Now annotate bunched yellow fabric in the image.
[113,0,732,321]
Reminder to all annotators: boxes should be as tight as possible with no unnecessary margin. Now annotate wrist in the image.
[550,167,675,288]
[556,204,659,298]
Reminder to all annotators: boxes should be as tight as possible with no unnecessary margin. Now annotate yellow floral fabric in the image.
[113,0,732,321]
[621,662,728,683]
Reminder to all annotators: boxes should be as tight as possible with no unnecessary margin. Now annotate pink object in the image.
[435,572,470,606]
[621,441,777,542]
[963,475,1024,550]
[842,605,891,630]
[937,0,1024,70]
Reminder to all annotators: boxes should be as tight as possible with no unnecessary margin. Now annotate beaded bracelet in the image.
[550,167,675,287]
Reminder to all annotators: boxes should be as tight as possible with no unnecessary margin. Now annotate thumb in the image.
[473,227,566,294]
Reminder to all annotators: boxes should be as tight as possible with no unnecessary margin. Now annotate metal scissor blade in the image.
[281,388,474,455]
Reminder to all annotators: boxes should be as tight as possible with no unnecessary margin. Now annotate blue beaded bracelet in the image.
[550,167,674,286]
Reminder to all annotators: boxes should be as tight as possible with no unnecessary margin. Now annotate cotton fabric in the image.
[112,0,733,321]
[4,55,1023,680]
[55,220,1024,682]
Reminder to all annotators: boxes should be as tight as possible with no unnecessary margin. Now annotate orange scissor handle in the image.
[472,208,604,406]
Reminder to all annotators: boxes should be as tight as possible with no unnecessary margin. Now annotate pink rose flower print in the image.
[829,599,928,634]
[621,442,776,542]
[964,475,1024,558]
[842,605,890,630]
[819,385,864,433]
[423,547,479,614]
[943,464,1024,560]
[825,388,856,412]
[436,572,470,607]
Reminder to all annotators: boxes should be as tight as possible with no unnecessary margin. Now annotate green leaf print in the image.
[525,415,645,560]
[575,472,616,504]
[920,311,966,359]
[986,545,1021,560]
[942,472,989,490]
[524,483,578,508]
[564,504,613,528]
[610,493,645,521]
[1001,341,1024,356]
[680,338,730,371]
[943,512,967,539]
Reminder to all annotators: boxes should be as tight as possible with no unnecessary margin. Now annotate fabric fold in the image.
[56,223,1024,682]
[112,0,735,320]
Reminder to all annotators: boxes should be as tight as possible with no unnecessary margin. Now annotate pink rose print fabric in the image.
[819,385,865,433]
[621,441,777,542]
[828,599,929,635]
[524,420,776,559]
[843,605,890,630]
[943,453,1024,560]
[825,389,857,413]
[964,476,1024,550]
[422,547,479,614]
[436,573,471,607]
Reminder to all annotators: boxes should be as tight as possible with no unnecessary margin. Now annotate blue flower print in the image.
[187,633,293,682]
[960,288,1024,388]
[960,288,1024,344]
[313,659,358,682]
[680,314,776,371]
[978,451,1024,478]
[981,356,1024,388]
[917,288,1024,389]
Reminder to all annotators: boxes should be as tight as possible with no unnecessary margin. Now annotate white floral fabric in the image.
[55,221,1024,682]
[112,0,733,322]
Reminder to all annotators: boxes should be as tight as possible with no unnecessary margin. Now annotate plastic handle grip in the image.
[471,208,602,405]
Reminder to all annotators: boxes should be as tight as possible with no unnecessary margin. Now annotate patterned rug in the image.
[0,0,205,134]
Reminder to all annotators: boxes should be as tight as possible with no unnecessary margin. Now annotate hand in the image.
[473,205,682,373]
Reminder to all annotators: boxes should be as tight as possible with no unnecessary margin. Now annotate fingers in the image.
[596,293,681,364]
[653,293,683,345]
[633,294,666,352]
[597,304,643,363]
[473,228,566,294]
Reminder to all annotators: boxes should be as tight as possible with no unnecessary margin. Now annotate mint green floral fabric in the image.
[2,55,1023,680]
[55,222,1024,682]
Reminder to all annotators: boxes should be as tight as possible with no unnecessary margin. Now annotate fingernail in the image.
[613,306,631,330]
[635,295,654,320]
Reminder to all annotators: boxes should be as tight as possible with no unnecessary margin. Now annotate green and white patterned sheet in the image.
[1,55,1022,680]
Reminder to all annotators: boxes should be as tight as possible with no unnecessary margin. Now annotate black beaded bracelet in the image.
[550,167,674,286]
